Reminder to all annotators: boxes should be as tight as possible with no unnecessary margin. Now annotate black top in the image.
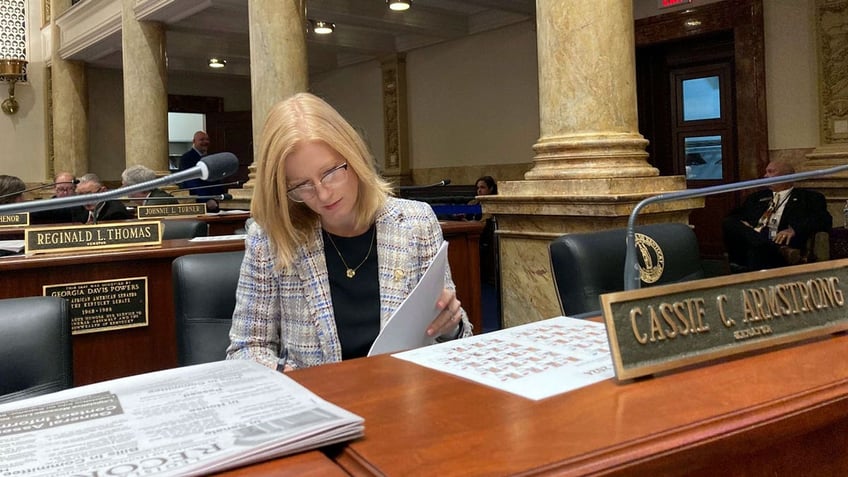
[322,225,380,360]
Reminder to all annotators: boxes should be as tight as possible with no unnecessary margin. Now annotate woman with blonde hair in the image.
[227,92,472,370]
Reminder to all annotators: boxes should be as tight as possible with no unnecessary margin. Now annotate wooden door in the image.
[206,111,253,187]
[637,32,739,258]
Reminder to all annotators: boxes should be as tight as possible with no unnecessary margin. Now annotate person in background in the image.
[29,172,81,224]
[227,92,472,371]
[467,175,497,220]
[0,175,26,205]
[75,173,131,224]
[178,130,225,212]
[53,172,77,198]
[723,160,831,272]
[121,165,178,206]
[474,175,497,198]
[471,175,498,287]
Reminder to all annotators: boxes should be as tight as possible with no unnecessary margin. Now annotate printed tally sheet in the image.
[393,316,615,400]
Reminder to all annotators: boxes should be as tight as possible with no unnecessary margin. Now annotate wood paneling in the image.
[0,239,244,386]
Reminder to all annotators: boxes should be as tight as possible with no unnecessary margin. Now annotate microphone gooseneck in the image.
[0,153,240,215]
[398,179,453,191]
[623,163,848,291]
[0,181,78,200]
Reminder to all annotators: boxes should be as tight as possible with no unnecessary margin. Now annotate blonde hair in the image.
[252,92,392,269]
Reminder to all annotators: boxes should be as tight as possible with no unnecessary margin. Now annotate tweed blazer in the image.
[226,197,473,370]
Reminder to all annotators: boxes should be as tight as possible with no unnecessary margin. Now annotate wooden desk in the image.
[279,333,848,476]
[440,220,483,334]
[215,450,348,477]
[194,212,251,236]
[0,239,245,386]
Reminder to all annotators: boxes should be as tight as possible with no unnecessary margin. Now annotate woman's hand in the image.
[427,288,463,337]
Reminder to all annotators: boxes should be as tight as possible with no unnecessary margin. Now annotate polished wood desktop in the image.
[275,331,848,476]
[215,450,348,477]
[0,238,245,386]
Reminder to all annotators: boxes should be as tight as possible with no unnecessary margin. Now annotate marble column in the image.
[228,0,308,207]
[381,54,412,187]
[479,0,702,327]
[51,0,88,178]
[121,0,168,173]
[798,0,848,223]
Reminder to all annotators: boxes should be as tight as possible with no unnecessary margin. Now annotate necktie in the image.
[86,210,95,224]
[755,194,778,232]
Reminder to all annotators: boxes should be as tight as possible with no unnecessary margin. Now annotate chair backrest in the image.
[172,250,244,366]
[0,296,72,403]
[806,231,830,262]
[162,219,209,240]
[549,223,704,316]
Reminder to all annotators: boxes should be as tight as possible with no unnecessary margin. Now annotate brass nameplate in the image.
[0,212,29,227]
[137,203,206,219]
[601,259,848,380]
[24,221,162,254]
[44,277,148,335]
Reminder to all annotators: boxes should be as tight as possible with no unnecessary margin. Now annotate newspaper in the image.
[0,360,364,476]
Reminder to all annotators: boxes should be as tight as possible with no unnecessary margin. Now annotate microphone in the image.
[398,179,451,190]
[0,152,239,215]
[623,163,848,291]
[182,181,241,192]
[0,179,79,200]
[138,194,233,202]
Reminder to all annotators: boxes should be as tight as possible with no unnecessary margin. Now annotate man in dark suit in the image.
[723,160,832,272]
[179,130,225,212]
[121,165,178,206]
[75,173,131,224]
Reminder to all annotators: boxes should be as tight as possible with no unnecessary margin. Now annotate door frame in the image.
[635,0,768,182]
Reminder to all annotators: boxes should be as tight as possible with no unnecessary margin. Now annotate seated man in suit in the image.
[121,165,178,206]
[75,173,131,224]
[723,160,832,272]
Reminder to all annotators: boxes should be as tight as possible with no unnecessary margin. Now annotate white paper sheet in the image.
[392,316,615,400]
[368,241,448,356]
[0,239,24,253]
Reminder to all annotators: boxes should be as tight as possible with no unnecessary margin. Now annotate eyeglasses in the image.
[286,162,349,202]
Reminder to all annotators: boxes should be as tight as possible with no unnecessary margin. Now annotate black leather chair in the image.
[162,219,209,240]
[172,250,244,365]
[549,223,704,317]
[0,296,73,403]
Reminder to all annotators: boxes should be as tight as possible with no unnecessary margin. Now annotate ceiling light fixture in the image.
[387,0,411,12]
[208,58,226,69]
[312,20,335,35]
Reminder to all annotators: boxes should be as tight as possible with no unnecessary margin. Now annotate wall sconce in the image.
[0,59,27,115]
[387,0,412,11]
[311,20,335,35]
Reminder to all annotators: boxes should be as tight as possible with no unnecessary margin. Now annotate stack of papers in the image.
[189,234,246,242]
[0,239,24,255]
[0,360,364,476]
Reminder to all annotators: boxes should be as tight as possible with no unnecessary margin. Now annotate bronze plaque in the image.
[601,259,848,380]
[25,221,162,254]
[137,203,206,219]
[0,212,29,227]
[44,277,149,335]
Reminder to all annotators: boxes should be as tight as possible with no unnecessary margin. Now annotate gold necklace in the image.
[324,227,376,279]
